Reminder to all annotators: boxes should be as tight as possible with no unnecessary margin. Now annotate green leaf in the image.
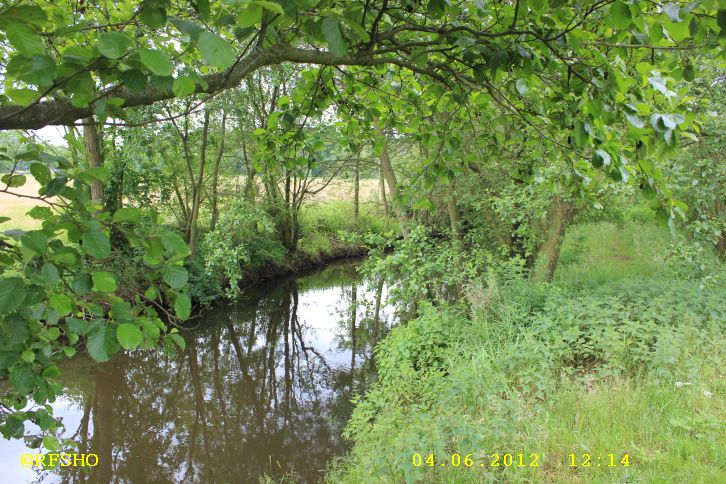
[40,262,59,285]
[81,224,111,259]
[609,1,632,29]
[193,0,211,20]
[321,16,347,57]
[97,32,132,59]
[71,274,92,295]
[140,49,174,76]
[663,3,681,23]
[237,6,262,28]
[172,76,196,97]
[21,231,48,255]
[515,78,529,95]
[572,121,587,148]
[5,21,44,57]
[113,207,142,223]
[718,10,726,38]
[45,176,67,196]
[49,294,73,316]
[86,322,118,362]
[161,265,188,289]
[42,436,61,452]
[169,16,203,41]
[120,69,148,92]
[1,6,48,26]
[6,88,38,106]
[116,323,143,350]
[427,0,446,19]
[28,206,53,221]
[92,271,117,292]
[139,2,167,29]
[43,365,60,378]
[9,364,35,394]
[1,174,26,187]
[593,149,611,168]
[161,232,190,256]
[251,1,284,15]
[30,163,52,185]
[197,31,236,69]
[7,54,56,86]
[21,350,35,363]
[174,293,192,319]
[168,333,186,350]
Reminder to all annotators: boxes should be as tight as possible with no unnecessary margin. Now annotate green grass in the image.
[0,199,43,231]
[326,221,726,483]
[300,200,397,239]
[554,221,670,291]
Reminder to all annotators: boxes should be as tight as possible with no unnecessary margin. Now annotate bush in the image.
[197,200,276,300]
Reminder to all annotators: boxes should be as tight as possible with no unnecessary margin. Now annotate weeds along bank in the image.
[102,198,398,308]
[327,221,726,483]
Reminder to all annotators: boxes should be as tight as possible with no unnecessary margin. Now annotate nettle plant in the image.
[0,144,190,448]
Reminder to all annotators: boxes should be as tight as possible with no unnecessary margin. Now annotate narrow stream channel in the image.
[0,260,396,483]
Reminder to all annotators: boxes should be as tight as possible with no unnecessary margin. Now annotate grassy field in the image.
[0,178,45,230]
[0,177,385,233]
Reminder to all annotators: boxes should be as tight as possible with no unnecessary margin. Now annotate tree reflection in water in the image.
[24,261,395,484]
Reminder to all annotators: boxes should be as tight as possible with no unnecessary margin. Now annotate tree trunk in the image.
[446,181,462,244]
[241,138,259,201]
[715,199,726,259]
[188,111,210,254]
[717,234,726,260]
[537,197,575,282]
[210,112,227,231]
[282,171,292,250]
[82,117,103,204]
[353,155,360,228]
[379,166,389,215]
[374,119,409,238]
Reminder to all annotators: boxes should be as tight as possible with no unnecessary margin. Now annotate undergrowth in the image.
[325,221,726,483]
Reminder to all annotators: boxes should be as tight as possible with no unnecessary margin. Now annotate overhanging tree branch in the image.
[0,44,417,131]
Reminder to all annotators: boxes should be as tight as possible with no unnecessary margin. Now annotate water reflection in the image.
[0,261,395,483]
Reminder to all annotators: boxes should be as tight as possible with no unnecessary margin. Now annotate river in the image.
[0,260,396,483]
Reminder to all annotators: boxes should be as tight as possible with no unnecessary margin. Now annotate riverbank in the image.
[325,221,726,483]
[240,241,369,287]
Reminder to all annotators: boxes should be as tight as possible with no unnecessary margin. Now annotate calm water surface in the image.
[0,261,395,483]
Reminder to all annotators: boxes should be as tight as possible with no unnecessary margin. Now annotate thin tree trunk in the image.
[374,119,409,238]
[446,181,462,244]
[242,138,258,201]
[188,110,210,254]
[379,167,389,215]
[353,155,360,228]
[716,199,726,259]
[82,117,103,204]
[210,112,227,231]
[282,171,293,250]
[537,197,575,282]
